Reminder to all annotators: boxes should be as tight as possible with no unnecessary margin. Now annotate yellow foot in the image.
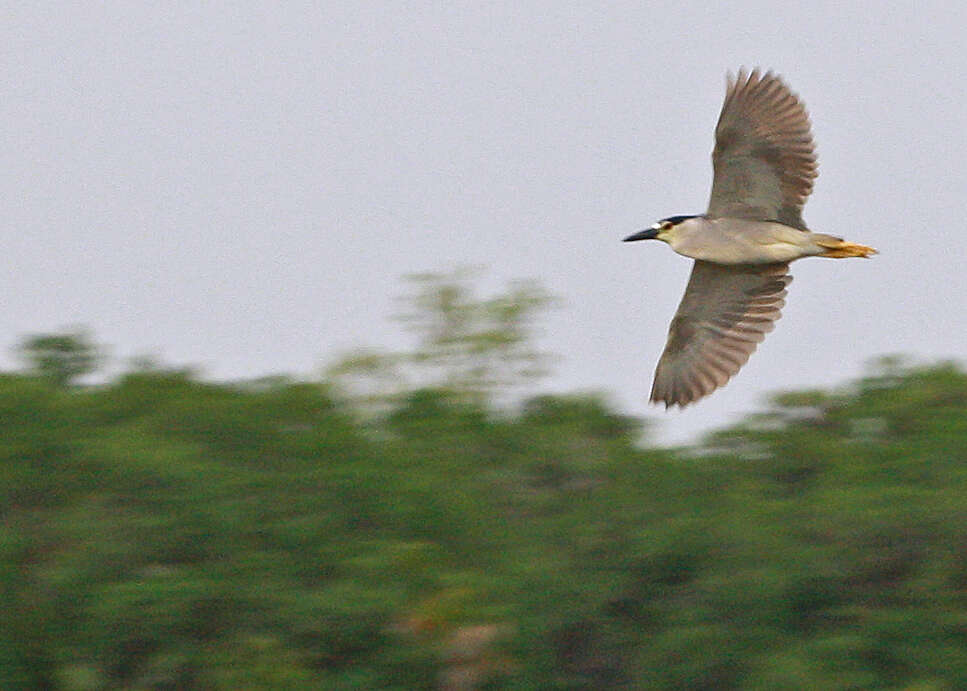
[819,240,878,258]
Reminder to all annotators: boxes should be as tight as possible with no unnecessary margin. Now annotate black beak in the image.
[623,228,658,242]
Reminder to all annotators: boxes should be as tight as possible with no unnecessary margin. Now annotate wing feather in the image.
[650,261,792,407]
[707,69,817,229]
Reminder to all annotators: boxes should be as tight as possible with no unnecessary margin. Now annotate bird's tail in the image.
[813,235,878,258]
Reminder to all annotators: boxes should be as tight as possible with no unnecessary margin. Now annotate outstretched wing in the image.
[650,261,792,408]
[707,69,817,229]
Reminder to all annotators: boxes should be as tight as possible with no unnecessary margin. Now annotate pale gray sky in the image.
[4,2,966,443]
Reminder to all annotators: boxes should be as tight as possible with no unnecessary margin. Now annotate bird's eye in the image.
[661,222,672,230]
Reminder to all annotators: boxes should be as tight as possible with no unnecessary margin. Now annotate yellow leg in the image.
[818,239,878,258]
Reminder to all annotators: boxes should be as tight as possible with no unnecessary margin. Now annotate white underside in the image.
[666,217,826,264]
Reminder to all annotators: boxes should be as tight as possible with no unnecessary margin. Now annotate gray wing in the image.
[706,69,817,229]
[651,261,792,408]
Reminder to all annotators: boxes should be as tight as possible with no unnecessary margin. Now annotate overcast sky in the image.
[5,2,966,443]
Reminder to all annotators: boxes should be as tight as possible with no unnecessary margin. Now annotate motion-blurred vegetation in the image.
[3,273,967,689]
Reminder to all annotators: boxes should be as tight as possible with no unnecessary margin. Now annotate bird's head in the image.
[623,215,699,243]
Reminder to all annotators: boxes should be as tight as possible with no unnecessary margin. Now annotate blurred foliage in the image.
[4,312,967,687]
[328,269,555,409]
[16,329,102,387]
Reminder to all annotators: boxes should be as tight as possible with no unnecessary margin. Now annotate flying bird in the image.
[624,69,876,408]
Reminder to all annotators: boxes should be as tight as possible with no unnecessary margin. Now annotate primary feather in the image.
[707,69,817,229]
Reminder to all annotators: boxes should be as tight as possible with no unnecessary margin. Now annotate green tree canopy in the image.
[3,280,967,688]
[16,329,102,387]
[328,269,555,409]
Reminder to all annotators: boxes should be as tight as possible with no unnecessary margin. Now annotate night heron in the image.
[624,69,876,408]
